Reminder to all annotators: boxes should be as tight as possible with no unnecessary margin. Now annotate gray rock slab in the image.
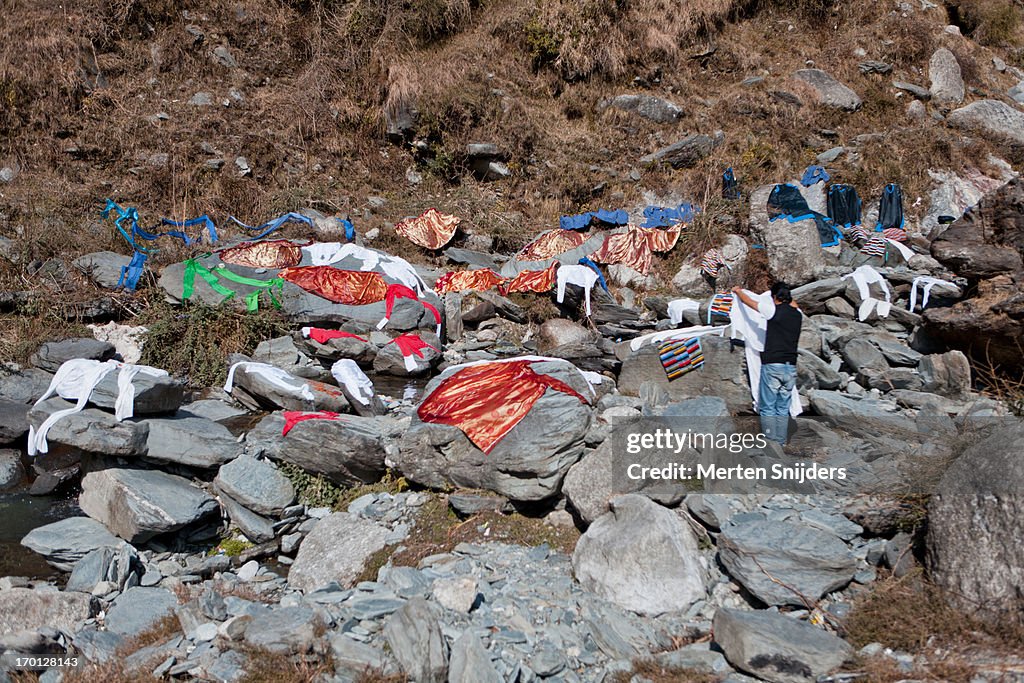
[214,454,294,515]
[243,604,320,654]
[104,587,179,636]
[20,517,127,572]
[218,490,275,543]
[383,598,448,683]
[144,415,240,468]
[0,588,96,637]
[31,339,115,372]
[288,513,390,592]
[28,399,149,456]
[793,69,861,110]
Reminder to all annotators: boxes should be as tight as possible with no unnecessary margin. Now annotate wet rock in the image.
[21,517,126,571]
[0,588,95,636]
[383,598,448,683]
[0,449,24,490]
[573,494,706,616]
[713,608,852,683]
[718,520,857,606]
[288,513,390,591]
[214,455,294,516]
[793,69,862,111]
[144,415,239,468]
[30,338,115,372]
[79,467,218,543]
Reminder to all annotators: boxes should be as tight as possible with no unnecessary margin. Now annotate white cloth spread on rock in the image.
[330,359,374,406]
[885,239,915,263]
[628,325,727,352]
[667,298,702,325]
[302,243,430,294]
[224,362,315,402]
[27,359,169,456]
[909,276,955,312]
[729,290,803,417]
[556,265,600,316]
[841,265,892,321]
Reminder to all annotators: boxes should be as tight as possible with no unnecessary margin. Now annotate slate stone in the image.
[218,490,276,543]
[215,455,294,515]
[28,399,149,456]
[0,588,96,636]
[21,517,127,572]
[104,587,179,636]
[383,598,448,683]
[31,339,115,372]
[287,513,390,592]
[243,605,320,654]
[144,415,240,468]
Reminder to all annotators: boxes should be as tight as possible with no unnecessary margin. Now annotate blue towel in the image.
[801,165,830,187]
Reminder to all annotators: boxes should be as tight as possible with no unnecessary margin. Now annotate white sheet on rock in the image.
[628,325,727,352]
[223,362,315,402]
[909,275,955,312]
[841,265,892,321]
[667,298,702,325]
[556,265,599,316]
[330,359,374,406]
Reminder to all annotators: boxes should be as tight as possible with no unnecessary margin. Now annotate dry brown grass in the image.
[608,658,722,683]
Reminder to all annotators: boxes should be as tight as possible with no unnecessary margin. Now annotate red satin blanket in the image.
[220,240,303,269]
[279,267,388,304]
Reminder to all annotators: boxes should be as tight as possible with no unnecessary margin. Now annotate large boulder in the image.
[572,495,706,616]
[928,48,964,105]
[917,350,971,396]
[384,599,449,683]
[28,399,149,456]
[30,338,115,372]
[103,587,178,636]
[0,399,29,443]
[718,520,857,606]
[394,360,593,502]
[79,467,218,543]
[227,364,349,413]
[20,517,127,571]
[244,605,321,654]
[927,421,1024,619]
[288,513,390,592]
[537,319,596,353]
[947,100,1024,148]
[0,588,96,637]
[750,185,829,285]
[214,455,295,516]
[144,415,240,468]
[247,412,387,486]
[91,371,185,415]
[793,69,862,111]
[713,608,852,683]
[618,335,751,413]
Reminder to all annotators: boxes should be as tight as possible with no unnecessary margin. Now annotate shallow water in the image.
[0,490,79,579]
[370,374,431,402]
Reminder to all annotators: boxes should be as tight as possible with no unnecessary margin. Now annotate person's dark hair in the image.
[771,282,792,304]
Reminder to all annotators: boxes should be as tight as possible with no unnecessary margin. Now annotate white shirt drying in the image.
[841,265,892,321]
[556,265,600,316]
[729,290,803,418]
[224,362,315,402]
[667,298,702,325]
[28,359,169,456]
[330,359,375,406]
[909,276,955,312]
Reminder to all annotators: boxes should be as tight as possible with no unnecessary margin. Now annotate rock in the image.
[796,350,841,390]
[248,412,386,486]
[395,361,592,502]
[0,588,95,637]
[30,338,115,372]
[640,132,722,169]
[793,69,862,111]
[606,93,683,123]
[73,252,132,290]
[791,278,847,313]
[750,185,828,285]
[66,545,139,593]
[869,336,923,366]
[91,372,185,416]
[892,80,931,99]
[104,587,178,636]
[618,335,751,412]
[572,494,706,616]
[922,168,1008,238]
[671,263,712,297]
[383,598,448,683]
[431,576,478,613]
[858,367,924,392]
[537,319,595,353]
[20,517,126,571]
[251,336,325,380]
[444,292,464,342]
[840,338,889,373]
[372,335,442,376]
[907,99,927,120]
[947,100,1024,147]
[448,631,501,683]
[79,467,218,543]
[0,368,52,404]
[713,608,852,683]
[824,297,855,318]
[244,605,320,654]
[928,48,964,104]
[1010,79,1024,104]
[28,399,149,456]
[927,422,1024,619]
[227,363,349,413]
[0,449,24,489]
[718,520,857,606]
[445,248,498,271]
[817,146,844,164]
[288,513,390,591]
[330,634,392,675]
[214,455,294,516]
[218,490,275,543]
[807,390,896,419]
[607,264,658,289]
[0,398,30,445]
[144,415,239,468]
[917,351,970,396]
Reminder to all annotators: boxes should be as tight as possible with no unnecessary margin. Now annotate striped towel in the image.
[844,225,870,246]
[659,338,705,380]
[882,227,908,242]
[861,235,888,257]
[707,293,733,324]
[701,249,726,278]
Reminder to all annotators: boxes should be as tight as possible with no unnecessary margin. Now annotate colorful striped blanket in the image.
[658,337,705,380]
[707,293,734,324]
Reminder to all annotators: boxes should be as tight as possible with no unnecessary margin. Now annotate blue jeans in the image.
[759,363,796,444]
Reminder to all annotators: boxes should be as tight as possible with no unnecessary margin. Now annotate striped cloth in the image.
[658,337,705,380]
[882,227,908,242]
[844,225,870,246]
[860,235,888,257]
[707,293,733,324]
[701,248,726,278]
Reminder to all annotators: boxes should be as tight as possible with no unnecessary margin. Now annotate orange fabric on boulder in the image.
[434,269,505,294]
[395,208,460,250]
[591,224,681,275]
[417,360,587,454]
[500,263,557,294]
[219,240,303,269]
[516,230,588,261]
[279,266,388,305]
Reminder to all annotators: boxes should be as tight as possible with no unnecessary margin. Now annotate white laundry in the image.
[842,265,892,321]
[885,238,916,263]
[330,359,375,406]
[302,243,430,294]
[628,325,727,352]
[556,265,600,316]
[909,276,956,312]
[224,362,315,402]
[27,359,169,456]
[402,354,420,373]
[667,298,702,325]
[729,290,803,417]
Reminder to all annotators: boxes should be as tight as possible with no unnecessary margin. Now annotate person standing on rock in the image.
[732,283,802,445]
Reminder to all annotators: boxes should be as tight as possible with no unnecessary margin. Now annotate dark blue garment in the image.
[801,165,830,187]
[577,257,609,292]
[227,212,313,240]
[722,167,741,200]
[875,183,905,232]
[559,209,629,230]
[826,184,862,228]
[640,203,699,228]
[117,251,148,291]
[767,184,842,247]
